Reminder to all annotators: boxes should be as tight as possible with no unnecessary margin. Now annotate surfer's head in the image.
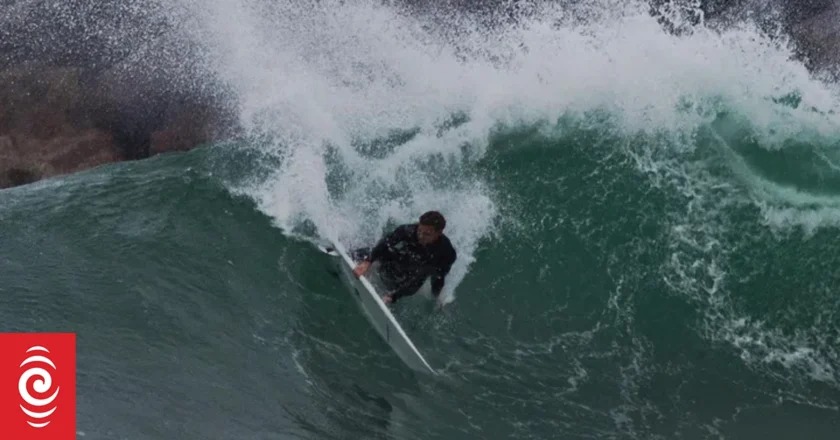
[417,211,446,245]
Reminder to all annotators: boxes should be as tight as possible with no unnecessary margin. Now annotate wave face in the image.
[2,0,840,439]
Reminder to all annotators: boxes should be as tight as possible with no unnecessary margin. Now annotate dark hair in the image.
[419,211,446,231]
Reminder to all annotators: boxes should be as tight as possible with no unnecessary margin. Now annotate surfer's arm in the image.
[429,269,449,298]
[429,249,456,298]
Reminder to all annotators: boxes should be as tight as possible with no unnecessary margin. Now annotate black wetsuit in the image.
[353,223,457,303]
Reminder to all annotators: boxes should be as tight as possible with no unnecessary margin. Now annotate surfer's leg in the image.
[388,278,425,304]
[373,268,408,304]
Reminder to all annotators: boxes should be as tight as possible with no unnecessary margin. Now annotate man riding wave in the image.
[352,211,457,307]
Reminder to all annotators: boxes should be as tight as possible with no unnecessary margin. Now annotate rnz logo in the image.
[18,346,61,428]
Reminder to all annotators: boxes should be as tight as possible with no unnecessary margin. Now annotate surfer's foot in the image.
[382,294,393,304]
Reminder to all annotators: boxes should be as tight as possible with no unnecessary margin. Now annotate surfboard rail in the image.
[328,240,438,375]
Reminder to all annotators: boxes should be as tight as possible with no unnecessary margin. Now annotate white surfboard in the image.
[320,240,438,376]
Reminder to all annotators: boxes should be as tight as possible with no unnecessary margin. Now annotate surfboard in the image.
[319,240,438,376]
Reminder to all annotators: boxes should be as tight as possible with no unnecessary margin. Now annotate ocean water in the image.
[2,1,840,439]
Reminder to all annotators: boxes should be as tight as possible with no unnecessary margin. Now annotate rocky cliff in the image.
[2,0,839,189]
[0,63,238,188]
[0,0,240,189]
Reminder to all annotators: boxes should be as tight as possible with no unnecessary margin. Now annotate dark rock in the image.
[3,167,39,187]
[787,2,840,79]
[0,61,238,189]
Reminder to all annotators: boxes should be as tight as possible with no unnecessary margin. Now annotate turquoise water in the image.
[3,1,840,438]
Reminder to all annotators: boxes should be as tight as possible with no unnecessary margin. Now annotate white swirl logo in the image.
[18,346,60,428]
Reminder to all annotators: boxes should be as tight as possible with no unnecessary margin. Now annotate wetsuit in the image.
[353,223,457,303]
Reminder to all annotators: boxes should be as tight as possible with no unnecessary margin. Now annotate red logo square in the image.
[0,333,76,440]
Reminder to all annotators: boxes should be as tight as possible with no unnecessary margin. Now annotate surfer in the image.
[352,211,457,306]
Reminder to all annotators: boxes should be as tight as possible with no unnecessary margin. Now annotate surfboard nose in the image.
[317,244,339,256]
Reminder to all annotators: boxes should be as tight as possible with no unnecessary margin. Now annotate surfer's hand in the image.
[353,260,371,277]
[382,293,393,304]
